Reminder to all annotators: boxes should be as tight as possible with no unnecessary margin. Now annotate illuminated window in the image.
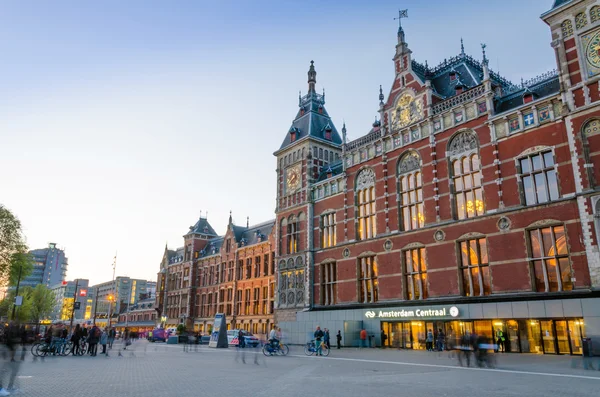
[356,168,377,240]
[519,150,559,206]
[459,238,491,297]
[358,256,378,303]
[398,152,424,230]
[403,248,428,300]
[320,213,337,248]
[453,156,484,220]
[286,216,299,254]
[320,261,337,305]
[529,225,572,292]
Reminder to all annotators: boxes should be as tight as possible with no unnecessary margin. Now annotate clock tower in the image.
[273,61,343,322]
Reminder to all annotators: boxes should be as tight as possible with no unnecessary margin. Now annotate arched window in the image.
[448,131,484,220]
[397,151,424,231]
[591,6,600,23]
[528,224,572,292]
[575,12,588,29]
[561,20,573,38]
[355,168,376,240]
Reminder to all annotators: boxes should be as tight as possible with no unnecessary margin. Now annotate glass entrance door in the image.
[411,321,425,350]
[568,319,585,355]
[555,320,570,354]
[505,320,520,353]
[541,320,556,353]
[402,322,412,349]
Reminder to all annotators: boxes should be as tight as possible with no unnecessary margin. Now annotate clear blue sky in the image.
[0,0,557,284]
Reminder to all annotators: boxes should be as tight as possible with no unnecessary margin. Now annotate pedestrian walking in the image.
[87,324,100,356]
[496,328,505,352]
[436,328,445,352]
[0,322,22,395]
[360,329,367,348]
[426,329,434,351]
[381,330,387,348]
[100,328,108,355]
[108,328,116,349]
[324,329,331,349]
[235,329,246,363]
[336,330,342,349]
[458,331,473,367]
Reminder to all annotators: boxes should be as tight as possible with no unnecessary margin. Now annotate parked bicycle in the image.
[262,341,289,356]
[304,339,329,356]
[31,338,72,357]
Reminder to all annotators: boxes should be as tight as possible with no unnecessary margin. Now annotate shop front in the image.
[381,317,586,354]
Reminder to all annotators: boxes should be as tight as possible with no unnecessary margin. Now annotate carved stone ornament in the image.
[398,152,421,174]
[383,239,393,252]
[343,248,350,258]
[356,168,376,190]
[497,217,511,231]
[447,130,478,157]
[433,230,446,242]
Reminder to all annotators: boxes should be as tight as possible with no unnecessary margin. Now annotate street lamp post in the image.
[108,254,117,328]
[69,279,79,331]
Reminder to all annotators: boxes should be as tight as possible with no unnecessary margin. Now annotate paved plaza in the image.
[0,341,599,396]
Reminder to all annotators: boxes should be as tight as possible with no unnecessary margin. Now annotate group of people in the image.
[44,323,129,356]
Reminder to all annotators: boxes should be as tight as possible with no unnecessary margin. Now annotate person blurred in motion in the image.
[435,328,445,352]
[87,324,100,356]
[380,330,387,348]
[458,330,473,367]
[0,322,23,395]
[359,329,367,349]
[324,329,331,349]
[108,327,116,349]
[235,329,246,363]
[336,330,342,349]
[426,329,434,351]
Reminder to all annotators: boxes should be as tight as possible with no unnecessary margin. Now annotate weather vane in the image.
[394,9,408,29]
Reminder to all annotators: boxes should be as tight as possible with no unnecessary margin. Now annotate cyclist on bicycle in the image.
[268,326,279,349]
[314,326,324,356]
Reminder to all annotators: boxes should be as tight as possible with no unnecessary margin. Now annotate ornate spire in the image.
[481,43,488,65]
[308,60,317,93]
[228,210,232,226]
[246,216,249,228]
[379,85,384,106]
[460,38,465,57]
[298,91,302,106]
[342,122,347,144]
[322,87,325,102]
[394,9,408,43]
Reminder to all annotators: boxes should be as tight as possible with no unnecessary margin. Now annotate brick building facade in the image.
[156,214,276,340]
[273,0,600,355]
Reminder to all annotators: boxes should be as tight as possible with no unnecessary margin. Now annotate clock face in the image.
[391,94,423,131]
[583,29,600,77]
[286,164,301,192]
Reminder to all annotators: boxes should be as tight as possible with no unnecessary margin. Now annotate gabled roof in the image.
[185,216,217,237]
[168,247,184,265]
[551,0,572,9]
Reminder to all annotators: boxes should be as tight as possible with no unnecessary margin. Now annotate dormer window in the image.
[325,128,332,140]
[523,93,534,104]
[455,86,464,95]
[289,127,298,143]
[449,72,457,81]
[300,108,305,116]
[318,105,323,114]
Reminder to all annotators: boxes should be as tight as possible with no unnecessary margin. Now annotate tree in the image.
[27,284,54,323]
[0,205,28,283]
[8,249,33,287]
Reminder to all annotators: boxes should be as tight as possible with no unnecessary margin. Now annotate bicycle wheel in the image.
[31,343,41,357]
[262,344,272,356]
[62,342,73,356]
[321,344,330,357]
[304,343,314,356]
[278,344,289,356]
[79,342,88,356]
[35,343,48,357]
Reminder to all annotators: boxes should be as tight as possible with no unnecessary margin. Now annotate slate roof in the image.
[185,217,217,237]
[238,220,275,247]
[412,54,514,100]
[551,0,572,10]
[494,75,560,113]
[317,159,344,182]
[199,237,224,258]
[168,247,184,265]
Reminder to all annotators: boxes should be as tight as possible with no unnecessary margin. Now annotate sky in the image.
[0,0,558,285]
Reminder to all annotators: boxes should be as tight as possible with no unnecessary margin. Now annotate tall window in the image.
[398,152,424,231]
[320,261,337,305]
[253,287,260,315]
[356,168,377,240]
[244,289,251,315]
[263,254,269,276]
[262,286,268,314]
[403,248,428,300]
[529,225,572,292]
[227,261,234,282]
[286,216,299,254]
[448,131,484,220]
[459,238,491,297]
[519,151,559,205]
[321,213,336,248]
[236,290,242,315]
[358,256,378,303]
[246,258,252,279]
[254,256,261,278]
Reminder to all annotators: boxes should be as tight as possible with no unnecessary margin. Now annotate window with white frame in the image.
[321,213,336,248]
[356,168,376,240]
[459,238,491,297]
[358,256,378,303]
[519,150,559,206]
[529,225,572,292]
[320,261,337,305]
[403,247,428,300]
[397,152,424,231]
[447,131,484,220]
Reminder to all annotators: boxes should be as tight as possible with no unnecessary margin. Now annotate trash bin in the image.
[582,338,593,357]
